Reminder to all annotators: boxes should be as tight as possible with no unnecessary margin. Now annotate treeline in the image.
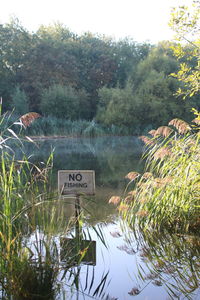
[0,19,199,134]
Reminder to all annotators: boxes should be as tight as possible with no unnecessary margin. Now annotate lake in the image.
[19,136,200,300]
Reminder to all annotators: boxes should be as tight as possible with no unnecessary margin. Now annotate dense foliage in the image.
[169,0,200,98]
[0,19,199,134]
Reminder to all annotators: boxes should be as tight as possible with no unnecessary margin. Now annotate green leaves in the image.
[169,0,200,98]
[40,84,88,120]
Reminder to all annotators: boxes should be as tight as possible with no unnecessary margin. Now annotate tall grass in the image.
[0,104,64,298]
[115,116,200,232]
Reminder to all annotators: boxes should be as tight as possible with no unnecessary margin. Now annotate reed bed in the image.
[0,105,108,299]
[21,116,132,137]
[0,106,64,298]
[115,116,200,232]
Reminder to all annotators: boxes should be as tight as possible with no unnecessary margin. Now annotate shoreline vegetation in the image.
[25,118,134,137]
[10,110,199,139]
[6,113,144,138]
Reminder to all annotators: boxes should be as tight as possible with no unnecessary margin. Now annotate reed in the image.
[24,116,135,137]
[118,116,200,232]
[0,103,108,298]
[0,104,71,298]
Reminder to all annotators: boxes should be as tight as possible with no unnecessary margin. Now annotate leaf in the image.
[7,128,19,139]
[25,135,33,143]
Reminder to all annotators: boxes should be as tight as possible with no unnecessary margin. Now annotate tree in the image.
[76,33,119,117]
[96,84,138,128]
[96,43,196,132]
[169,0,200,98]
[18,28,79,111]
[11,86,29,115]
[0,18,32,110]
[132,42,199,125]
[113,39,151,88]
[0,20,151,118]
[40,84,88,120]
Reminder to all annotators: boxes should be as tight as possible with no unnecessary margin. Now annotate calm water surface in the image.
[27,136,200,300]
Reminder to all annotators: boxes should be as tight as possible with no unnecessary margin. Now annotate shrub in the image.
[11,86,29,115]
[40,84,89,120]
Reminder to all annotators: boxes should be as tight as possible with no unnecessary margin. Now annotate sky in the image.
[0,0,190,43]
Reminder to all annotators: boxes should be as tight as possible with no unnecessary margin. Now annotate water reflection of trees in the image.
[20,136,143,188]
[123,228,200,299]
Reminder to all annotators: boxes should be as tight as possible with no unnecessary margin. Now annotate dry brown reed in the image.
[142,172,153,179]
[125,171,140,181]
[124,195,134,202]
[136,210,149,217]
[148,129,156,137]
[192,118,200,125]
[168,118,191,134]
[138,198,148,204]
[117,203,129,212]
[153,177,173,188]
[153,147,171,159]
[154,126,174,137]
[128,190,137,196]
[139,136,155,145]
[108,196,121,205]
[20,112,41,127]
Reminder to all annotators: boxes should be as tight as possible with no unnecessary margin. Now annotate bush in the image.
[96,84,139,128]
[11,86,29,115]
[40,84,89,120]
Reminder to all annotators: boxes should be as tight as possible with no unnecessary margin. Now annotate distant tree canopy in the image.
[0,18,199,133]
[96,42,199,130]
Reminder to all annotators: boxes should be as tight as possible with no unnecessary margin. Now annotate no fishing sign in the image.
[58,170,95,195]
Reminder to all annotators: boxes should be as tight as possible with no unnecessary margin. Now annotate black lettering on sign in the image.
[69,174,75,181]
[69,173,82,182]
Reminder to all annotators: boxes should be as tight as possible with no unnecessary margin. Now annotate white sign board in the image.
[58,170,95,195]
